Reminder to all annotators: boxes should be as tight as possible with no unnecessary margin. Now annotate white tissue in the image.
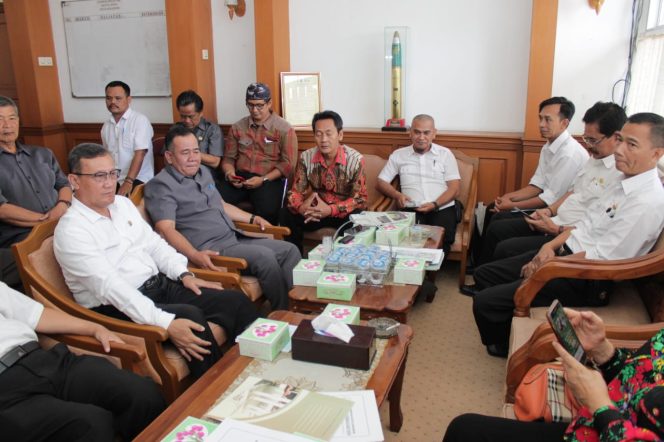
[311,314,355,343]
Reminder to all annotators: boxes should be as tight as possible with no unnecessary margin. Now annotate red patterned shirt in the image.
[287,145,367,218]
[223,113,298,177]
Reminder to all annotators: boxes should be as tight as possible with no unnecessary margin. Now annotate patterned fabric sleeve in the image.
[275,127,298,178]
[222,124,240,166]
[286,154,309,214]
[330,157,367,218]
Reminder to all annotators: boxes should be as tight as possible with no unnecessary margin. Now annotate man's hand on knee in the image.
[182,274,223,295]
[167,318,212,362]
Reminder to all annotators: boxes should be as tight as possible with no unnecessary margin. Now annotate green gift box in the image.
[237,318,290,361]
[375,223,407,246]
[293,259,325,286]
[335,226,376,247]
[321,303,360,325]
[308,243,327,260]
[393,257,426,285]
[316,272,356,301]
[386,211,416,226]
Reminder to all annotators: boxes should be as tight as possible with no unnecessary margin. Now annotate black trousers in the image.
[219,172,285,225]
[0,343,164,441]
[0,248,22,292]
[472,250,612,348]
[477,215,549,264]
[94,274,258,379]
[405,205,457,258]
[279,208,354,254]
[443,413,567,442]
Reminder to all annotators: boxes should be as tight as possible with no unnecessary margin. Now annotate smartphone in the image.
[546,299,587,364]
[512,207,535,220]
[338,235,355,244]
[230,175,246,182]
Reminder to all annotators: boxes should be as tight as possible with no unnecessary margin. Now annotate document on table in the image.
[322,391,384,442]
[206,418,314,441]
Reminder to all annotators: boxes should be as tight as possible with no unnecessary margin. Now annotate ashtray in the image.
[367,317,400,339]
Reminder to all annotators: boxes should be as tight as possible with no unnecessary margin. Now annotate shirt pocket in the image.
[238,137,253,155]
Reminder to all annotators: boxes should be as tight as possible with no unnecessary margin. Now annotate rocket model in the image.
[383,30,407,131]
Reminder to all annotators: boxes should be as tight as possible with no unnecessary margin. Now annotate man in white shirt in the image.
[376,114,460,257]
[469,102,626,276]
[472,97,589,265]
[54,143,258,379]
[472,113,664,357]
[0,282,164,441]
[101,81,154,196]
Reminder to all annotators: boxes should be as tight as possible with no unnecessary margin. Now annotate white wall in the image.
[552,0,632,134]
[212,0,256,124]
[48,0,172,123]
[289,0,532,132]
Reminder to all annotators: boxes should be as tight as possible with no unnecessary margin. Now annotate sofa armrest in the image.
[48,333,146,370]
[234,222,290,239]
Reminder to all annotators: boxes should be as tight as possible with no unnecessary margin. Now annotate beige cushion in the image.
[502,403,517,420]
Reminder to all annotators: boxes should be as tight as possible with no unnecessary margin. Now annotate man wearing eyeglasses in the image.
[464,102,627,289]
[0,96,72,291]
[176,90,223,192]
[54,143,259,379]
[220,83,298,224]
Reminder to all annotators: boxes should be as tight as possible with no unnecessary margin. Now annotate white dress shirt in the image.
[0,282,43,359]
[566,168,664,260]
[54,196,190,329]
[101,107,155,183]
[553,155,622,226]
[529,130,589,205]
[378,143,461,210]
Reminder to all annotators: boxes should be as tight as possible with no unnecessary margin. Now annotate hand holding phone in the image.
[229,175,245,182]
[513,207,535,220]
[546,300,588,364]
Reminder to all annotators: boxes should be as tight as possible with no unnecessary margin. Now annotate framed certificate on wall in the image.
[280,72,321,127]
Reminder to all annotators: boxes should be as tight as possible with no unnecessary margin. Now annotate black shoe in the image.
[459,284,479,297]
[486,344,508,358]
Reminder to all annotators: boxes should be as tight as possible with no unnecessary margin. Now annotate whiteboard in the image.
[61,0,171,97]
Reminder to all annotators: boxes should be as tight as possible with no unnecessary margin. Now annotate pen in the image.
[385,323,400,331]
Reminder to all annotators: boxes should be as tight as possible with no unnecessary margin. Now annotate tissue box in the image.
[308,244,328,261]
[291,319,376,370]
[293,259,325,286]
[386,211,416,227]
[375,223,407,246]
[393,257,426,285]
[316,272,356,301]
[237,318,290,361]
[321,304,360,325]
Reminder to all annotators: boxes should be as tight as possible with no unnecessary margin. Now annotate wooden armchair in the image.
[130,184,291,306]
[13,219,242,403]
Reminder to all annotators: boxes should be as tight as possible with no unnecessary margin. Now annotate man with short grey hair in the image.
[0,96,72,290]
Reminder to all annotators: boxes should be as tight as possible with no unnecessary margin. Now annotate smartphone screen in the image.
[546,300,587,364]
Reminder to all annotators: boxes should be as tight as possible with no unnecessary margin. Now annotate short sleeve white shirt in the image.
[378,143,461,210]
[0,282,43,359]
[101,108,155,183]
[529,131,589,205]
[54,196,190,329]
[566,168,664,260]
[553,155,622,226]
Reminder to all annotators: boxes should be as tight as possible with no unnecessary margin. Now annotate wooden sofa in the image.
[13,219,243,403]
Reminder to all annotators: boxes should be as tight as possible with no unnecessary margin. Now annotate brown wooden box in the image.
[291,319,377,370]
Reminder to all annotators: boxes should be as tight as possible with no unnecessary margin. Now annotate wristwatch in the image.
[432,201,440,210]
[262,176,269,183]
[177,271,195,282]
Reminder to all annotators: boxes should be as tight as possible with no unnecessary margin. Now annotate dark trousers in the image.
[472,250,612,348]
[473,208,527,265]
[280,208,354,254]
[443,413,567,442]
[0,248,22,292]
[94,274,258,379]
[219,172,285,225]
[0,343,165,441]
[478,215,546,264]
[406,205,457,258]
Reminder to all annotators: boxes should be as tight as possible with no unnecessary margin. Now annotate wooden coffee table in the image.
[289,226,444,324]
[134,310,414,441]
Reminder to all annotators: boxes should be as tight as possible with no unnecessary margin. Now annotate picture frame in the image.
[280,72,321,127]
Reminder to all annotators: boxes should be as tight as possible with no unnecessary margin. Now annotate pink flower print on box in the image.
[303,261,321,270]
[324,274,348,283]
[402,259,421,268]
[175,424,208,441]
[330,307,351,319]
[253,323,278,338]
[381,224,397,231]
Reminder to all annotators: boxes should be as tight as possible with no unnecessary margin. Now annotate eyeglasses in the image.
[73,169,121,182]
[582,135,606,147]
[246,102,268,110]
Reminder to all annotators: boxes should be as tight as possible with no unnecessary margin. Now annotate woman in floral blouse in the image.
[443,309,664,441]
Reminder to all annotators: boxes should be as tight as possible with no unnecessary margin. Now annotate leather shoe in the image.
[459,284,480,297]
[486,343,508,358]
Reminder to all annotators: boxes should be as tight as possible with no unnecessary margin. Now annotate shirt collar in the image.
[71,196,111,223]
[108,107,133,125]
[599,154,616,169]
[250,112,275,130]
[1,142,30,156]
[195,117,209,132]
[312,145,347,166]
[408,143,440,157]
[621,167,659,196]
[544,130,571,154]
[165,164,201,183]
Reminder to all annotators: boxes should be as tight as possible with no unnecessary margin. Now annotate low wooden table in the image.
[289,226,444,324]
[134,310,414,441]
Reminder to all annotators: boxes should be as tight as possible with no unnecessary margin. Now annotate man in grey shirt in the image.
[144,124,301,311]
[0,96,72,289]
